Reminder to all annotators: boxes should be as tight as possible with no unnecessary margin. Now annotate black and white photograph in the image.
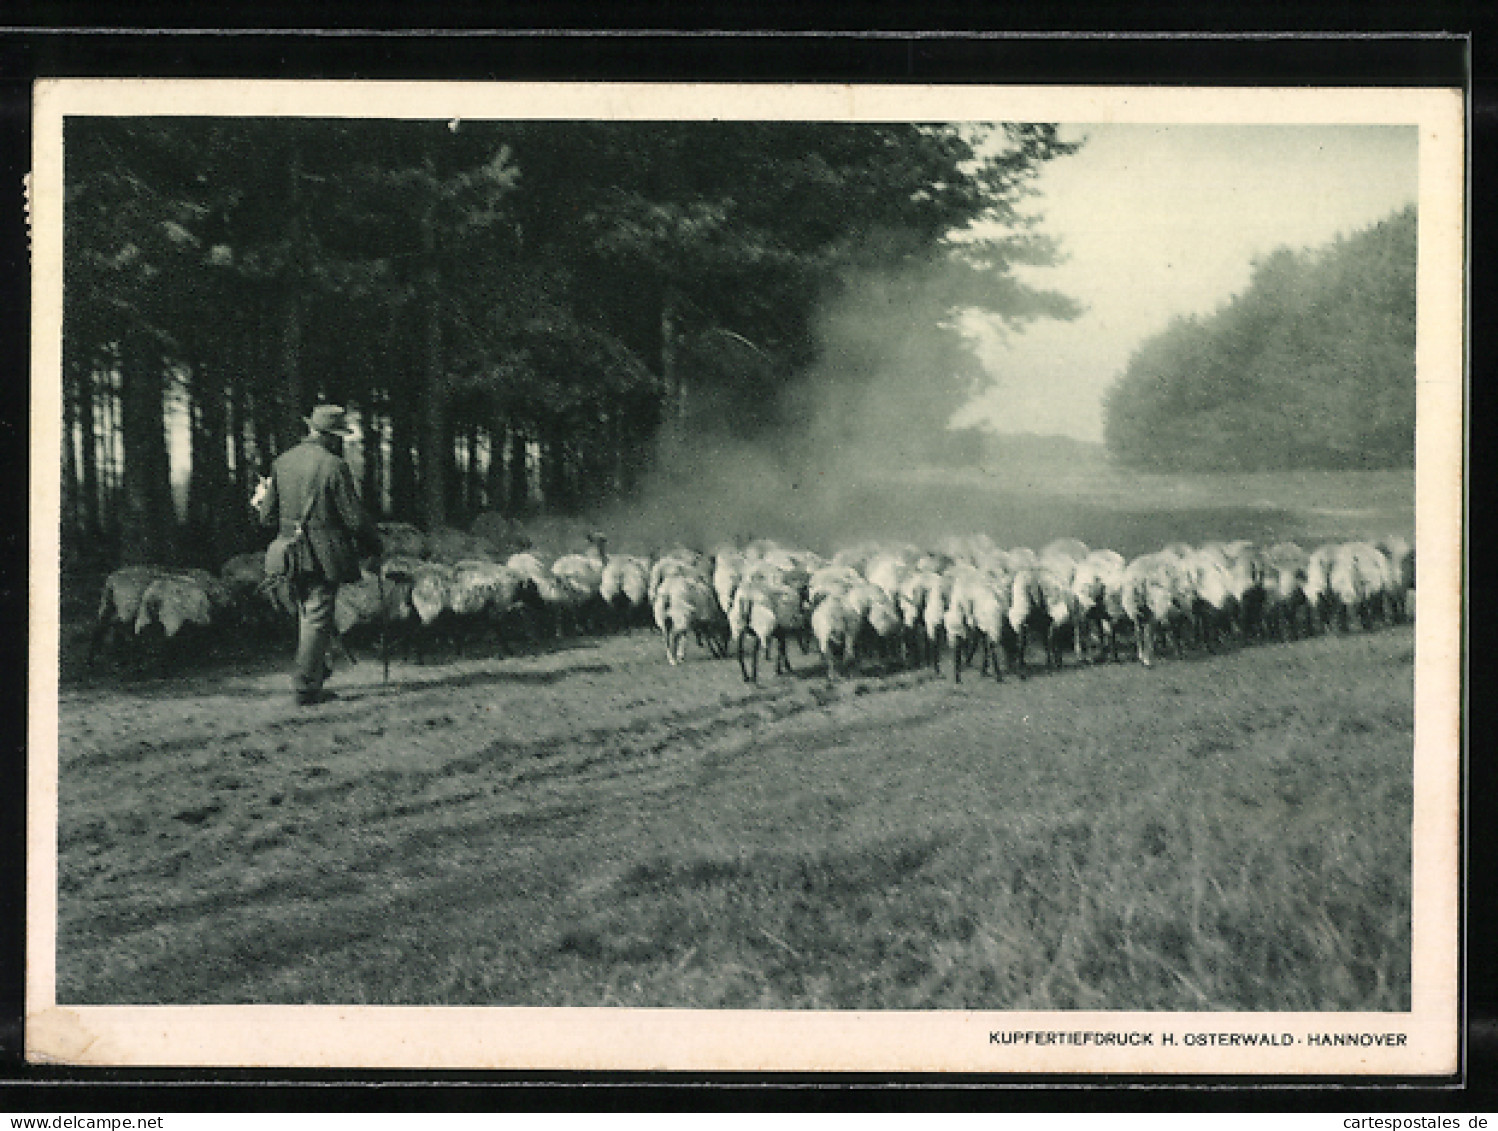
[25,81,1463,1074]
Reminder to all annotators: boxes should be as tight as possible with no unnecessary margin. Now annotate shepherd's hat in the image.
[306,404,353,435]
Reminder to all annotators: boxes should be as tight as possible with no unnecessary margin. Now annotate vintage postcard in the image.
[26,79,1463,1075]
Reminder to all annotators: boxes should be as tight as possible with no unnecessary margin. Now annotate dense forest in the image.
[1103,204,1416,472]
[60,118,1082,571]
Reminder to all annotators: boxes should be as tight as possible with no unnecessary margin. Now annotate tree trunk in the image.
[280,290,304,449]
[539,419,567,512]
[417,178,448,532]
[506,425,528,515]
[361,404,384,519]
[61,357,79,553]
[390,387,417,523]
[78,363,100,544]
[190,359,235,563]
[279,145,306,447]
[486,417,506,513]
[118,335,175,566]
[229,368,248,504]
[419,293,446,531]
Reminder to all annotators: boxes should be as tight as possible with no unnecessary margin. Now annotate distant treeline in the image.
[61,118,1081,571]
[1104,205,1416,472]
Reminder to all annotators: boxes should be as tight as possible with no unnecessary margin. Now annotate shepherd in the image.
[254,404,382,707]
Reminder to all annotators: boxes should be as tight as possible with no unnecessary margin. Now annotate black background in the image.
[0,2,1484,1112]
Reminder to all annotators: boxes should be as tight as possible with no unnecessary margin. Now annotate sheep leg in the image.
[983,637,1002,682]
[737,632,758,683]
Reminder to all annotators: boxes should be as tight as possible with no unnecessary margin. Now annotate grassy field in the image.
[51,466,1416,1010]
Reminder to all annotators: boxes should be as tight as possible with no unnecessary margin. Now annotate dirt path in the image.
[53,625,1415,1009]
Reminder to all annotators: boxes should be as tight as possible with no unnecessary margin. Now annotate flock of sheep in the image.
[87,519,1415,686]
[648,532,1414,682]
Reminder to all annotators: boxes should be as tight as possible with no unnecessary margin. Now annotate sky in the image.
[951,123,1419,443]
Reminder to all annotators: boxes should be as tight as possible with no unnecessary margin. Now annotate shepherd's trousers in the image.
[293,578,338,697]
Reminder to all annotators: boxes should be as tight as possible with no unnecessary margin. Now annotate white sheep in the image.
[653,572,727,664]
[830,541,882,573]
[914,550,954,575]
[762,546,825,575]
[87,567,172,662]
[922,572,956,675]
[649,547,709,602]
[1328,541,1394,632]
[1070,549,1126,663]
[1377,535,1415,623]
[410,561,456,628]
[729,577,806,682]
[810,591,864,680]
[809,563,863,608]
[1035,563,1078,667]
[864,552,911,606]
[448,559,538,652]
[131,573,217,647]
[507,551,581,639]
[1007,568,1052,675]
[334,565,418,665]
[600,553,652,628]
[711,549,747,619]
[1005,546,1040,570]
[1223,543,1269,640]
[1181,548,1238,651]
[86,566,168,662]
[1262,542,1311,641]
[842,581,902,670]
[1040,537,1090,566]
[944,566,1011,683]
[552,532,608,593]
[895,568,942,668]
[550,533,610,634]
[938,533,999,567]
[1120,552,1192,666]
[506,551,551,581]
[1304,543,1343,633]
